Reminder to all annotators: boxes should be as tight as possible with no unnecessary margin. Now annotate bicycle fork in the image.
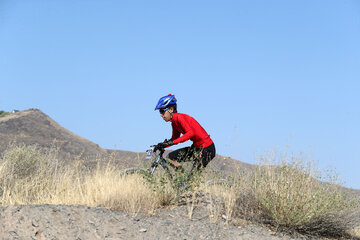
[160,158,173,180]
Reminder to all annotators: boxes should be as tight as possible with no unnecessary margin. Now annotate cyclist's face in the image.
[160,108,173,122]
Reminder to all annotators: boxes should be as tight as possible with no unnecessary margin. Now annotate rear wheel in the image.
[205,178,232,187]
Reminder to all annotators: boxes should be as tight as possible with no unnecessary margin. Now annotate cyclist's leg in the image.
[198,143,216,169]
[188,143,216,177]
[167,146,193,168]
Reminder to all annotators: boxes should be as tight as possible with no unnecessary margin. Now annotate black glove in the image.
[164,139,174,147]
[157,139,174,149]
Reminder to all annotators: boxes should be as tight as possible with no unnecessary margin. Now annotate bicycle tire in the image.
[119,167,151,177]
[205,178,232,187]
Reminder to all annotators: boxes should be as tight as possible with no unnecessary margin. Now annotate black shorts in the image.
[167,143,216,170]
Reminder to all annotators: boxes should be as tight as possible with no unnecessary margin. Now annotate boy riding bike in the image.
[154,94,216,176]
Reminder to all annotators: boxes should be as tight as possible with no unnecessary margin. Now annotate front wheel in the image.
[119,167,151,178]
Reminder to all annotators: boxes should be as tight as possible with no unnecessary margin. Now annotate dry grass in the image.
[350,226,360,238]
[203,174,260,228]
[185,192,197,220]
[0,144,172,216]
[202,149,360,238]
[207,195,222,223]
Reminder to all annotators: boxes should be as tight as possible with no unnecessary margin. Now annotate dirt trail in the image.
[0,204,314,240]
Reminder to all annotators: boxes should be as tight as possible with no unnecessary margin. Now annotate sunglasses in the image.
[159,108,169,114]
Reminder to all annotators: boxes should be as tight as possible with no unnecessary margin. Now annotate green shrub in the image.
[0,111,9,118]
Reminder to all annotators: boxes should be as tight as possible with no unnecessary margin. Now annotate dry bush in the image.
[202,149,360,238]
[201,178,237,224]
[0,144,60,204]
[253,149,360,238]
[148,172,179,207]
[202,170,262,226]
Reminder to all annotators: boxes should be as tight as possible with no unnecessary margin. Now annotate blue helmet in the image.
[155,94,177,110]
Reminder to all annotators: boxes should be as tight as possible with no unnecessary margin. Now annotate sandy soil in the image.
[0,203,317,240]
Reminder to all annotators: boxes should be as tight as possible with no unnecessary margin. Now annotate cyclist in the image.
[154,94,216,174]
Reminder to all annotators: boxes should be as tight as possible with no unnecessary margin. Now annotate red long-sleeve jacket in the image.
[170,113,213,148]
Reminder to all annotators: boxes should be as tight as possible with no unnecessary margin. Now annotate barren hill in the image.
[0,109,107,159]
[0,109,254,172]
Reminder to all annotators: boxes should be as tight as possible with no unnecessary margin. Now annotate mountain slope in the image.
[0,109,106,158]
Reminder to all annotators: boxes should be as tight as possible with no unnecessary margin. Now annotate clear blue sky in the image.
[1,0,359,189]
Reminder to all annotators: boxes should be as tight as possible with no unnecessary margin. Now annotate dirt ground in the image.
[0,203,319,240]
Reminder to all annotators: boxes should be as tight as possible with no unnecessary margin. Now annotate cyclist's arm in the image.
[170,128,181,142]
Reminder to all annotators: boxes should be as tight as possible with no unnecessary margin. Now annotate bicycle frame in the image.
[149,147,172,177]
[120,145,230,188]
[147,145,195,180]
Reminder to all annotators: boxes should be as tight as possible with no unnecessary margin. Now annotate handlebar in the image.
[151,144,165,154]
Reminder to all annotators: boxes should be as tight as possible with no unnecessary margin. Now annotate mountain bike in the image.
[120,144,193,184]
[119,144,231,188]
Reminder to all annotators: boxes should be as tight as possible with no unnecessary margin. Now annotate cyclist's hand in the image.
[156,140,174,149]
[163,140,174,147]
[156,139,168,149]
[156,142,165,150]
